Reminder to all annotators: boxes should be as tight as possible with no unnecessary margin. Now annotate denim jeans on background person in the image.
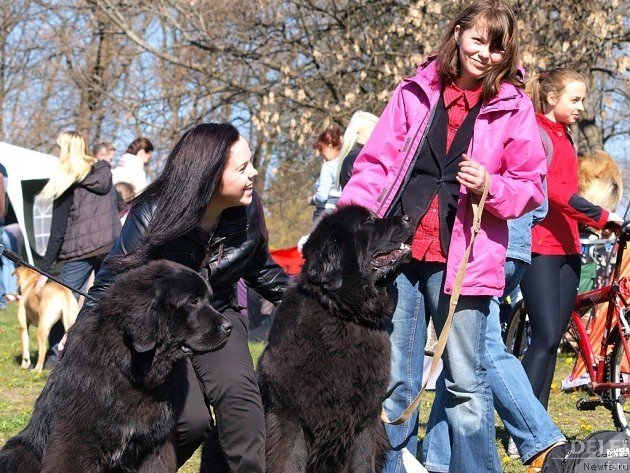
[1,229,18,296]
[422,259,565,472]
[60,257,103,298]
[0,226,8,309]
[48,257,104,350]
[383,260,498,473]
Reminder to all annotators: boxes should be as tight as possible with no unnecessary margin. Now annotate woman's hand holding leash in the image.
[457,154,490,195]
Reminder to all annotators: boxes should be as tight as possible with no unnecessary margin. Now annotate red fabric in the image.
[531,114,608,255]
[270,247,303,276]
[411,82,482,262]
[443,82,483,151]
[412,196,445,261]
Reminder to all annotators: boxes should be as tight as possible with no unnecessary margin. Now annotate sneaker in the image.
[507,437,520,459]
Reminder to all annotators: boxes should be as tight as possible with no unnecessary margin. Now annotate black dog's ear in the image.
[122,274,171,353]
[353,230,372,274]
[301,233,343,290]
[123,308,158,353]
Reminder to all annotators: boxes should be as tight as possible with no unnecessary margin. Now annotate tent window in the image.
[33,196,52,256]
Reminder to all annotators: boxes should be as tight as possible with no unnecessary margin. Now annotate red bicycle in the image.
[505,222,630,433]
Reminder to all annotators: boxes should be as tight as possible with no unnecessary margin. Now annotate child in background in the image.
[520,69,623,409]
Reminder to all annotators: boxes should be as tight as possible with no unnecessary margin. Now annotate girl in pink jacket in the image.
[339,1,546,471]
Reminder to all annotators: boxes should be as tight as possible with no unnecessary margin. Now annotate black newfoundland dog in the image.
[257,205,413,473]
[0,260,232,473]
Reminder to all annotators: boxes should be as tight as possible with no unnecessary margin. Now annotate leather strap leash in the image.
[382,173,490,425]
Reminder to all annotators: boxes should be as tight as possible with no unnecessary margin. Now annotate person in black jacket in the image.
[35,131,121,364]
[72,123,289,472]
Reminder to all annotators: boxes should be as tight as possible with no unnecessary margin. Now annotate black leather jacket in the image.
[78,191,289,318]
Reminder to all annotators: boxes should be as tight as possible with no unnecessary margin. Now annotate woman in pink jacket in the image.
[338,1,546,471]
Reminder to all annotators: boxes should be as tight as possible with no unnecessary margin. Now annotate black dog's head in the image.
[103,260,232,357]
[300,205,413,317]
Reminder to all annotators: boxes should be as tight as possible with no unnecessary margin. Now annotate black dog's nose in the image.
[222,322,233,337]
[402,214,411,222]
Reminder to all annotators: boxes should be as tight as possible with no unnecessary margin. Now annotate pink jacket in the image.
[339,59,547,296]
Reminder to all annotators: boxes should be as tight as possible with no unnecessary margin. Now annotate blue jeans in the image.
[382,261,433,472]
[422,259,565,471]
[0,226,6,308]
[383,261,497,472]
[49,257,103,348]
[1,229,18,296]
[60,257,103,297]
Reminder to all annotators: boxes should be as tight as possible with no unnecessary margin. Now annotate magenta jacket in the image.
[339,58,547,296]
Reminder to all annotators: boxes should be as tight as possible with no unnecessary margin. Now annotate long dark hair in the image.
[436,0,521,101]
[126,137,154,155]
[116,123,240,269]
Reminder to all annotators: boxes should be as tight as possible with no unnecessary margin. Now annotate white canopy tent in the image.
[0,141,57,264]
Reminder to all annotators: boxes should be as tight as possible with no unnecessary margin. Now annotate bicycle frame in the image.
[572,226,630,391]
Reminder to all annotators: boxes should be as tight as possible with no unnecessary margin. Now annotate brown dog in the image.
[578,150,623,212]
[15,266,78,372]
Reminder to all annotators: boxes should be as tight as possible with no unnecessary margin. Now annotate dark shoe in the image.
[44,354,59,370]
[44,344,61,369]
[527,441,566,473]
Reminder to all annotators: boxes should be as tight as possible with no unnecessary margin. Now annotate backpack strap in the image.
[538,125,554,167]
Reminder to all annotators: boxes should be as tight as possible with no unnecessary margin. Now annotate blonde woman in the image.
[35,131,121,366]
[338,111,378,189]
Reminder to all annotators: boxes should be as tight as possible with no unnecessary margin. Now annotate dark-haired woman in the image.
[74,123,289,472]
[112,136,154,194]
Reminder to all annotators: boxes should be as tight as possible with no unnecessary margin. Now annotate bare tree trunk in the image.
[76,7,115,143]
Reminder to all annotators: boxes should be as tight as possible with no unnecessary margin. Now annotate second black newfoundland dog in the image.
[0,260,232,473]
[258,205,413,473]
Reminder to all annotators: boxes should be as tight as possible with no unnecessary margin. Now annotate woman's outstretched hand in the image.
[603,212,624,236]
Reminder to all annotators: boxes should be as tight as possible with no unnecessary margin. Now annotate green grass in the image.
[0,302,616,471]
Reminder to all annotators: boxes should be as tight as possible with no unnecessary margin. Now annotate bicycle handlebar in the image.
[580,238,614,247]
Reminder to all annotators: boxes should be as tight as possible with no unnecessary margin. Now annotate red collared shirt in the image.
[411,82,482,262]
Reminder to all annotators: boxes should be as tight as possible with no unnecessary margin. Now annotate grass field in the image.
[0,302,617,472]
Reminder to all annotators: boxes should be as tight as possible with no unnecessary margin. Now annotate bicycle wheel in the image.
[609,333,630,434]
[504,300,530,358]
